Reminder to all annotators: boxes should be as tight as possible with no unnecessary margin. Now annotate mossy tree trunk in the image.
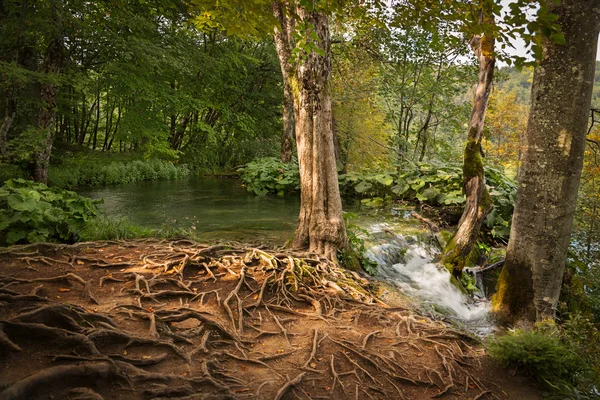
[272,1,295,164]
[492,0,600,323]
[441,26,495,278]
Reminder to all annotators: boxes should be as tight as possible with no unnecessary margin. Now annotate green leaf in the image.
[391,182,409,196]
[354,181,373,193]
[6,230,27,244]
[550,33,565,45]
[375,174,394,186]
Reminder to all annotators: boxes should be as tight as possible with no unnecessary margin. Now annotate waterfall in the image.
[363,223,493,334]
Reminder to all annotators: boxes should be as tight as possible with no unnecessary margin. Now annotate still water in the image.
[80,177,302,244]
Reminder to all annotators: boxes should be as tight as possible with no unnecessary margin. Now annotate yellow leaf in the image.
[59,288,71,292]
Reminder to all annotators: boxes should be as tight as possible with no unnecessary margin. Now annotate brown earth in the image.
[0,239,541,400]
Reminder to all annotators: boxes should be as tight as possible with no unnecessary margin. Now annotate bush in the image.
[48,158,190,188]
[0,163,27,185]
[0,179,102,245]
[488,328,593,395]
[239,157,300,196]
[79,217,153,241]
[239,158,516,240]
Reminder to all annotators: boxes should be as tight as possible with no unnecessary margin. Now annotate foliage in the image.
[338,212,378,275]
[487,329,588,392]
[0,179,102,245]
[49,158,190,188]
[0,164,26,185]
[80,217,193,242]
[79,217,153,241]
[240,158,517,240]
[238,157,300,196]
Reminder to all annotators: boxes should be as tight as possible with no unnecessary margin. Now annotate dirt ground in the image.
[0,239,541,400]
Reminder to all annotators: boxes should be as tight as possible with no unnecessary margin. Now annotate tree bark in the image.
[441,24,495,278]
[290,6,347,260]
[493,0,600,323]
[272,1,295,163]
[32,1,64,184]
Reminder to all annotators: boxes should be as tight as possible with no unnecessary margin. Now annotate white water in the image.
[363,223,491,327]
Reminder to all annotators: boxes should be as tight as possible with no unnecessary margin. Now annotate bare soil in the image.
[0,239,541,400]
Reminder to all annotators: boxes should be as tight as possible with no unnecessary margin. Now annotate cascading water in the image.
[362,222,494,336]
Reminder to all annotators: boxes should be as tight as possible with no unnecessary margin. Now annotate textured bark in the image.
[493,0,600,323]
[0,97,15,156]
[32,2,64,184]
[272,1,295,163]
[441,28,495,277]
[290,7,347,260]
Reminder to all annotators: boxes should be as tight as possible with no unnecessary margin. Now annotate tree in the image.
[193,0,347,259]
[286,4,347,259]
[493,0,600,323]
[441,12,496,278]
[272,1,295,163]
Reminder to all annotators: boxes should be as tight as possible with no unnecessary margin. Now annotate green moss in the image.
[462,140,484,181]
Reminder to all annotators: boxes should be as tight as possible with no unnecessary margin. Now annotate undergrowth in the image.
[239,158,516,240]
[49,157,190,188]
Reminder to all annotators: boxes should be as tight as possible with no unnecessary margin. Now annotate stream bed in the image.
[81,177,494,335]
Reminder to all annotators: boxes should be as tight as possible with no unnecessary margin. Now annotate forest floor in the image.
[0,239,541,400]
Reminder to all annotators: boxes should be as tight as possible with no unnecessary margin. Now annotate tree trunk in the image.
[441,24,495,278]
[0,94,15,156]
[272,1,295,163]
[290,6,347,260]
[493,0,600,323]
[33,0,64,184]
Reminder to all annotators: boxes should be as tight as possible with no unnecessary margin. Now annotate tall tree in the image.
[441,12,495,278]
[287,5,347,259]
[493,0,600,323]
[33,0,64,184]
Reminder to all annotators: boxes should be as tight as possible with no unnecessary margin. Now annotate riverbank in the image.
[0,239,541,400]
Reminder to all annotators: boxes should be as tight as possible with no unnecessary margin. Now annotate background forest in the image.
[1,0,600,397]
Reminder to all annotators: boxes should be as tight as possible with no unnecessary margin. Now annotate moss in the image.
[491,264,535,324]
[462,140,484,181]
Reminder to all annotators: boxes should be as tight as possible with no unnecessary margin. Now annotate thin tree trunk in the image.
[441,20,495,278]
[291,6,346,260]
[33,28,64,184]
[493,0,599,323]
[0,95,15,156]
[92,92,100,150]
[272,1,295,163]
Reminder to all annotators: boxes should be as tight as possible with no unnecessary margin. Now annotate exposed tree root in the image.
[0,239,516,400]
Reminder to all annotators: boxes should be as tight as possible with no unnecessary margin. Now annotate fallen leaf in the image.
[56,296,61,299]
[417,352,424,357]
[310,362,317,368]
[123,350,128,355]
[59,288,71,292]
[76,260,84,265]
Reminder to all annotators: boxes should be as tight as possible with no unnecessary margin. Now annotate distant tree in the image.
[493,0,600,323]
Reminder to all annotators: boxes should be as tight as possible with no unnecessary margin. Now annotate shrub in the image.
[239,157,300,196]
[488,329,588,392]
[79,217,153,241]
[48,158,190,188]
[239,158,516,240]
[0,179,102,245]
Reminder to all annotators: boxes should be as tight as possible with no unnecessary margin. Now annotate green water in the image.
[80,177,303,244]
